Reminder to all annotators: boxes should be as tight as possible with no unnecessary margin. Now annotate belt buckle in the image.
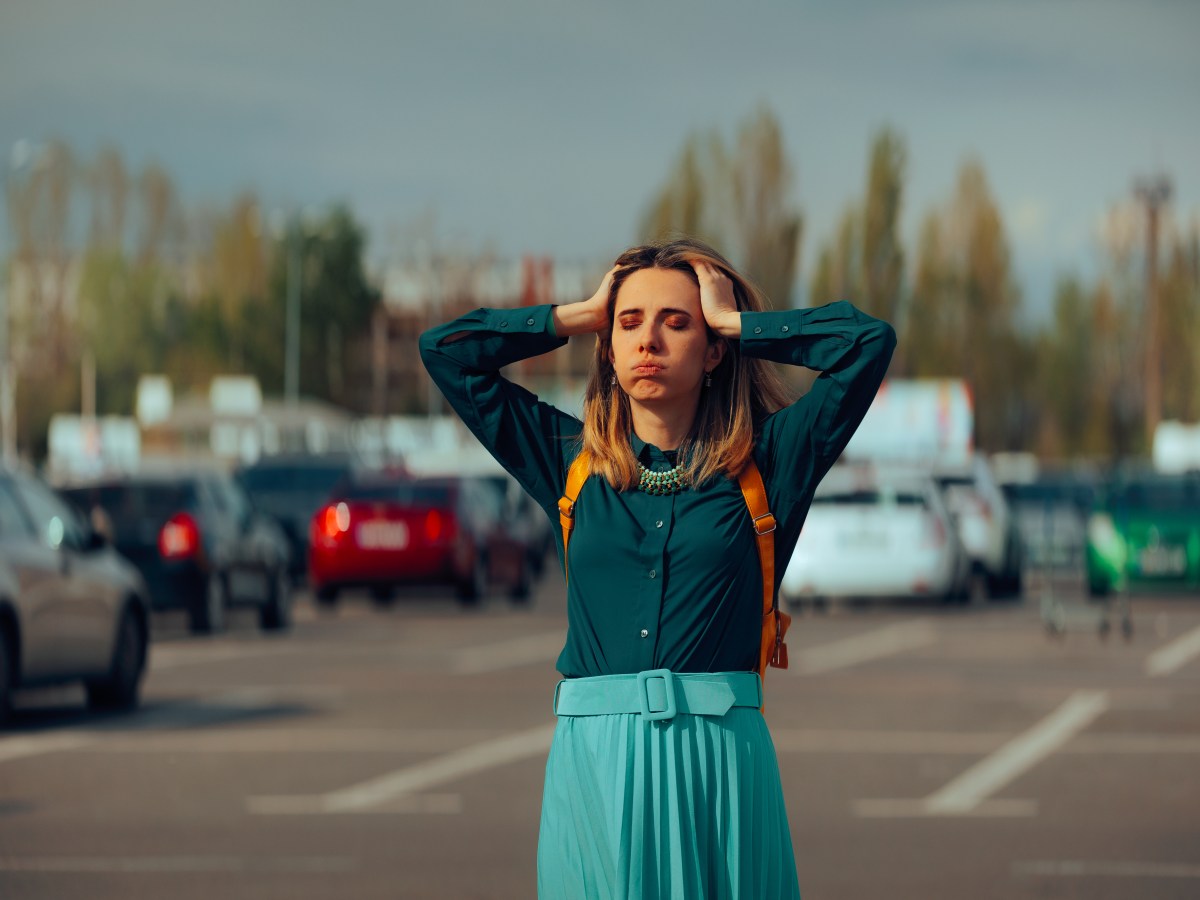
[637,669,678,721]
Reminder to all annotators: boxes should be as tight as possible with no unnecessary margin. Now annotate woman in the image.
[420,237,896,899]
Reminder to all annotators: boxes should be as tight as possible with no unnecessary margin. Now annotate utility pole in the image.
[284,219,301,409]
[1134,174,1172,446]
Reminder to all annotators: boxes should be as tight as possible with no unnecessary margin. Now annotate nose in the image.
[637,322,661,353]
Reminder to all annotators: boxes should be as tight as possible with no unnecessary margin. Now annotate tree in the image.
[640,106,803,308]
[859,128,906,323]
[1158,223,1200,424]
[906,160,1026,450]
[728,109,804,308]
[809,126,905,329]
[208,193,270,371]
[87,145,128,252]
[246,205,379,409]
[809,206,860,305]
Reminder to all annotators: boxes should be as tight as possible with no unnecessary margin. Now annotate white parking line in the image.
[0,732,95,764]
[450,632,563,674]
[248,723,555,814]
[771,730,1200,755]
[150,643,295,672]
[923,690,1108,814]
[0,856,356,874]
[794,620,937,675]
[855,690,1109,818]
[1013,860,1200,879]
[1145,623,1200,677]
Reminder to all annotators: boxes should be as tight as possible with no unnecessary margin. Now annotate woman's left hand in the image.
[691,260,741,338]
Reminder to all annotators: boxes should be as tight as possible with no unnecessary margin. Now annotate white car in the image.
[781,466,971,607]
[932,455,1023,598]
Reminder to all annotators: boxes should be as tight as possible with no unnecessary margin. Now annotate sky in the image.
[2,0,1198,317]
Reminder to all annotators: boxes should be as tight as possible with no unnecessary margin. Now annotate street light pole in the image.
[0,140,35,466]
[1134,174,1172,446]
[284,218,301,410]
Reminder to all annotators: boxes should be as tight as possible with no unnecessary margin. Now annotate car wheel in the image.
[86,606,146,711]
[0,625,12,727]
[315,587,339,609]
[190,574,227,635]
[370,585,396,607]
[259,567,293,632]
[456,551,486,606]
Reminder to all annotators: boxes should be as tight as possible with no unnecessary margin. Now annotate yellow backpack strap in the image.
[737,459,791,689]
[558,449,592,581]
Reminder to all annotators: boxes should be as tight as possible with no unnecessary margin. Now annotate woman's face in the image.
[609,267,724,407]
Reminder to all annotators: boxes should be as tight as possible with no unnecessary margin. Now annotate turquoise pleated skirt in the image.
[536,682,801,899]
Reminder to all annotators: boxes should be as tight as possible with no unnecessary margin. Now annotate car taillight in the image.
[159,512,200,559]
[316,502,351,543]
[424,509,444,542]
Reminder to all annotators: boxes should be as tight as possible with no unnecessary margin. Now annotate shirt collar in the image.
[630,431,678,466]
[630,431,648,460]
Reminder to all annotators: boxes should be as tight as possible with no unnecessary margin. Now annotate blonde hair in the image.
[581,237,793,490]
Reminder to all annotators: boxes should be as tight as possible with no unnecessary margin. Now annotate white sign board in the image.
[842,379,974,466]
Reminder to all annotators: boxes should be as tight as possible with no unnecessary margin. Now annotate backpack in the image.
[556,450,791,691]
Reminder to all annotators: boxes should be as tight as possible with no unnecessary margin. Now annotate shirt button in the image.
[649,569,657,579]
[781,325,790,333]
[753,326,762,335]
[655,520,663,528]
[640,629,649,638]
[526,317,535,326]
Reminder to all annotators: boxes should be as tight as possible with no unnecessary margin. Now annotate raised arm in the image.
[744,300,897,495]
[418,268,619,510]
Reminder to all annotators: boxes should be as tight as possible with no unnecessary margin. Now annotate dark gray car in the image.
[61,469,292,635]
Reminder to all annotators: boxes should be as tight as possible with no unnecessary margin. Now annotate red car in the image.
[308,473,533,606]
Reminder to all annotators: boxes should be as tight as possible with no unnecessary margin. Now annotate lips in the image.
[632,364,664,376]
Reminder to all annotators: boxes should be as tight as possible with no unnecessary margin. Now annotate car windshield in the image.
[1110,479,1199,512]
[69,482,197,525]
[340,482,453,506]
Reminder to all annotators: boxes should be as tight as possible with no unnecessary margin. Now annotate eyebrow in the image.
[615,307,694,318]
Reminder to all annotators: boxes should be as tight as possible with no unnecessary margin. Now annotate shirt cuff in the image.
[484,304,558,337]
[740,309,805,344]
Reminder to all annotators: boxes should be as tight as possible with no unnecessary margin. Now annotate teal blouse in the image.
[419,301,896,677]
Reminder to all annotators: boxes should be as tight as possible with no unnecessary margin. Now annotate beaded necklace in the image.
[637,461,687,495]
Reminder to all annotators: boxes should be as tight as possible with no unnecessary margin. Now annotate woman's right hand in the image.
[552,266,621,337]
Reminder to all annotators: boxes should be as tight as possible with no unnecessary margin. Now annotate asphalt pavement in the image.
[1,571,1198,900]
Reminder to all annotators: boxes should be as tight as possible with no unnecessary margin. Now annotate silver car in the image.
[782,465,972,606]
[0,467,150,725]
[933,455,1024,599]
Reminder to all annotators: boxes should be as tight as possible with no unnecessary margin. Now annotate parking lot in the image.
[1,572,1198,900]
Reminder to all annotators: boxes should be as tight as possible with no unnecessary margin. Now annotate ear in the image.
[705,338,727,371]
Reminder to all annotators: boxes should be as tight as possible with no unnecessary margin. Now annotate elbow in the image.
[418,328,441,371]
[879,320,898,353]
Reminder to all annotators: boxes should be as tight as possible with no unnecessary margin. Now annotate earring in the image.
[704,371,712,388]
[611,373,617,386]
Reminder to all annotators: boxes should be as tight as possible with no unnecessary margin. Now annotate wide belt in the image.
[552,669,762,722]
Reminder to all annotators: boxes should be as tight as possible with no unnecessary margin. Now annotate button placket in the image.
[635,487,673,670]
